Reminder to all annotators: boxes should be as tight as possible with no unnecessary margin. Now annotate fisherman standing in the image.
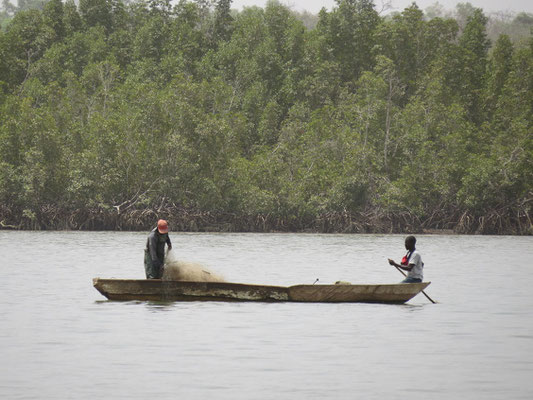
[144,219,172,279]
[388,235,424,283]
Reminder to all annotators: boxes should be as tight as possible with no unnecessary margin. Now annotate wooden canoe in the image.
[93,278,430,304]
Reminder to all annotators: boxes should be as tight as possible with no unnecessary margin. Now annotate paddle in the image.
[392,265,436,304]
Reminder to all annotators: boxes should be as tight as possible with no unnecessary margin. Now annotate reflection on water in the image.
[1,232,532,399]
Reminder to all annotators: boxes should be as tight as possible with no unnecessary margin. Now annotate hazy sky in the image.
[231,0,533,14]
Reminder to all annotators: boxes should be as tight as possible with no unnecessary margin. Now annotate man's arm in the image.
[388,258,414,271]
[166,235,172,250]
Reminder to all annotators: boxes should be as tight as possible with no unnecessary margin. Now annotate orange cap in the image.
[157,219,169,234]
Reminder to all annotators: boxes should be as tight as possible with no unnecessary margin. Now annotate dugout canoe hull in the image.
[93,278,430,304]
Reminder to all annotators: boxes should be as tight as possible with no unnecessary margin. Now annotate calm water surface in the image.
[1,232,532,399]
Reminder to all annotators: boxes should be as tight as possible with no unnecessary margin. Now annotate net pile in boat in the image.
[162,250,225,282]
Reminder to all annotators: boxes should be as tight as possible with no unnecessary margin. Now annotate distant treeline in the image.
[0,0,532,234]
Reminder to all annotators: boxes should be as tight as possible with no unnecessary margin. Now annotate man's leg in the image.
[144,250,155,279]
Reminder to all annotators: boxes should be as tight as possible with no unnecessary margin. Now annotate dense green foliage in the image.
[0,0,532,233]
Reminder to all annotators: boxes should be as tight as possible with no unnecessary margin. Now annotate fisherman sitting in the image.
[388,235,424,283]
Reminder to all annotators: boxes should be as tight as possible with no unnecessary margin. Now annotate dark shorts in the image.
[401,277,422,283]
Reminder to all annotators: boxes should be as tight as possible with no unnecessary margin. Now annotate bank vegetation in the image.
[0,0,532,234]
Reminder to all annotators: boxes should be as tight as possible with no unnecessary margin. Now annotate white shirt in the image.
[407,250,424,280]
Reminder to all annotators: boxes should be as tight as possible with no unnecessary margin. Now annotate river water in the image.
[1,232,532,399]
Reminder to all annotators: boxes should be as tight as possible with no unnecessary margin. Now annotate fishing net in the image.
[162,249,225,282]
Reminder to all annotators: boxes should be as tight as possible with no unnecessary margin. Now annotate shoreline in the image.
[1,206,531,235]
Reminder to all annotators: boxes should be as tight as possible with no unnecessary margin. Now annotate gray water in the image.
[1,232,532,399]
